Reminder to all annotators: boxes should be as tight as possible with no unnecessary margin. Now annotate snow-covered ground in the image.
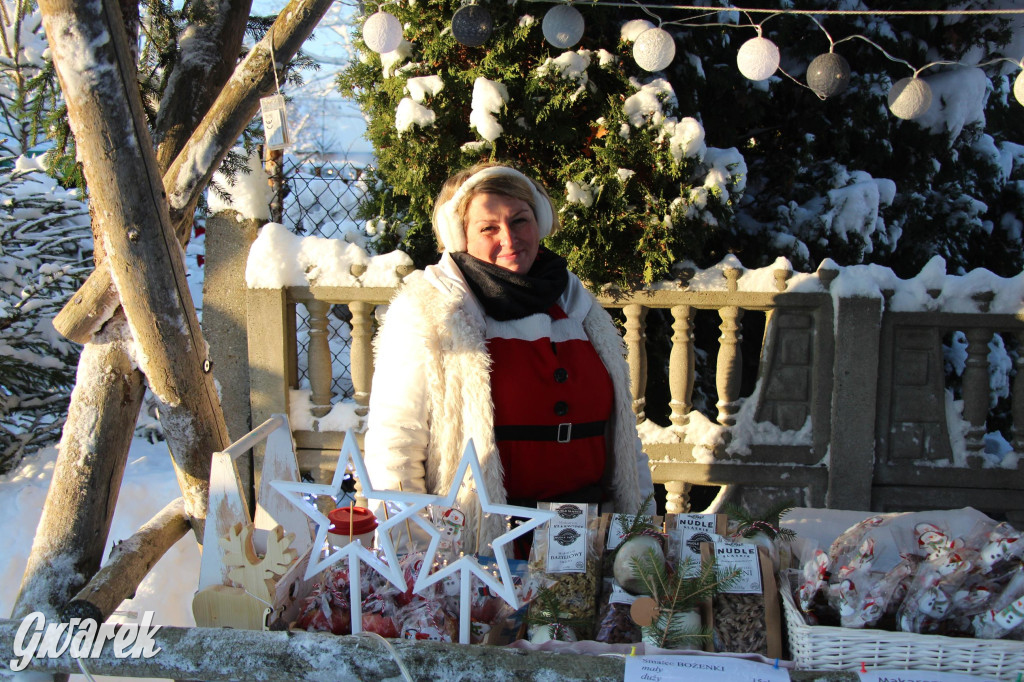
[0,439,199,681]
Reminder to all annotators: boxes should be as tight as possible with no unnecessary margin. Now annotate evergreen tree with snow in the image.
[654,0,1024,277]
[339,1,746,288]
[340,0,1024,281]
[0,3,90,473]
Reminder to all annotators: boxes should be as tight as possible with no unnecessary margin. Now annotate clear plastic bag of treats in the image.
[396,598,458,642]
[294,567,353,635]
[972,565,1024,640]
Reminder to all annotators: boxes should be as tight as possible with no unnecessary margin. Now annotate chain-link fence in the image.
[278,157,372,239]
[277,157,373,401]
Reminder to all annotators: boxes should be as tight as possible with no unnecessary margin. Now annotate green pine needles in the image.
[630,550,741,650]
[722,500,797,542]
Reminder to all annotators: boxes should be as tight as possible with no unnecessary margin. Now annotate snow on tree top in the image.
[208,151,272,221]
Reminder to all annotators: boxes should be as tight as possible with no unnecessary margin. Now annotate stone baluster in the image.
[349,301,375,416]
[305,299,333,418]
[962,327,991,467]
[623,304,649,423]
[817,264,839,290]
[1012,330,1024,463]
[716,305,744,428]
[716,267,744,429]
[773,266,791,292]
[663,480,692,514]
[669,305,695,428]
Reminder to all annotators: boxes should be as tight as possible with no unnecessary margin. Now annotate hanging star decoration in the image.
[407,438,556,644]
[269,430,434,633]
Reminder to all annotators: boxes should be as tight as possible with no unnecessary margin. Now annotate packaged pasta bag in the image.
[702,541,782,659]
[526,502,606,640]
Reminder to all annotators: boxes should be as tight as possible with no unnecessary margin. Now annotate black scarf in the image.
[451,249,569,321]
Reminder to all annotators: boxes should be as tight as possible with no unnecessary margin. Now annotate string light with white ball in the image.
[359,1,1024,118]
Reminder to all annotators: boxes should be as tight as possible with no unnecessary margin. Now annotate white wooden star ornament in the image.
[408,438,557,643]
[269,430,434,633]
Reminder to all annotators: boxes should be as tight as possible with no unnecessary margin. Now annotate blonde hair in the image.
[431,162,560,253]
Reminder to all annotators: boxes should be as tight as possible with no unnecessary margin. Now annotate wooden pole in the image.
[52,0,337,344]
[62,499,190,624]
[37,0,231,533]
[11,315,144,621]
[0,619,851,681]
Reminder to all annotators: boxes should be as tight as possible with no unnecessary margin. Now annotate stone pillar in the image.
[304,299,333,417]
[962,327,991,467]
[663,480,692,514]
[827,295,882,509]
[716,305,744,428]
[202,211,261,494]
[349,300,375,416]
[1011,330,1024,462]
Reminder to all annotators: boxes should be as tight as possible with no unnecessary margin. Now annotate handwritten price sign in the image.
[624,655,790,682]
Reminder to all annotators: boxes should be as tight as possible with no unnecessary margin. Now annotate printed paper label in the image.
[674,513,718,534]
[607,514,646,551]
[545,502,588,573]
[715,541,763,594]
[260,94,290,150]
[679,530,724,576]
[608,581,639,605]
[859,671,995,682]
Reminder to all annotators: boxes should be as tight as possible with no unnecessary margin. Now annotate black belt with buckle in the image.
[494,420,606,443]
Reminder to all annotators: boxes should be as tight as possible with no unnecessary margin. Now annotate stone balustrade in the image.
[242,251,1024,524]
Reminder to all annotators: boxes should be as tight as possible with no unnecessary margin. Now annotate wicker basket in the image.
[780,571,1024,680]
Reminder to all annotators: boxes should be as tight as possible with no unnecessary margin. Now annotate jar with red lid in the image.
[327,505,378,549]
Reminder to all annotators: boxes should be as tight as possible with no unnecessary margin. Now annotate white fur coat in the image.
[364,254,654,550]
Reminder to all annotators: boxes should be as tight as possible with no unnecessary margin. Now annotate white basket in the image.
[780,572,1024,680]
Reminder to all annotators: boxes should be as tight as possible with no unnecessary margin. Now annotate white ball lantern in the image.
[1014,70,1024,107]
[633,27,675,72]
[363,11,403,54]
[888,76,933,120]
[807,52,851,99]
[543,5,585,49]
[451,4,493,47]
[737,36,780,81]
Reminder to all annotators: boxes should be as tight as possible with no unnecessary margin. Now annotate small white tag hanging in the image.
[261,27,290,151]
[261,94,289,150]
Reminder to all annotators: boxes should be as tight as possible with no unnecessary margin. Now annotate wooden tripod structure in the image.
[11,0,334,641]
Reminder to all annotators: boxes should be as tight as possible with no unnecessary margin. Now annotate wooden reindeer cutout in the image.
[193,415,313,629]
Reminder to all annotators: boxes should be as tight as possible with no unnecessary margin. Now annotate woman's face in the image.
[464,192,540,274]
